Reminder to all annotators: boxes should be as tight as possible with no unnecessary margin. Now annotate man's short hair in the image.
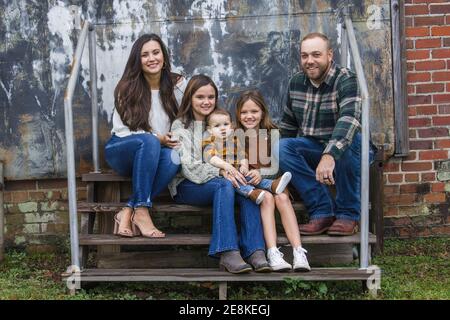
[301,32,332,50]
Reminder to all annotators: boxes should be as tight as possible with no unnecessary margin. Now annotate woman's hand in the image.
[220,166,247,188]
[246,169,262,185]
[158,132,179,148]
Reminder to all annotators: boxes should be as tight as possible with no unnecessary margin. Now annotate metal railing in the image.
[64,21,99,268]
[342,10,371,269]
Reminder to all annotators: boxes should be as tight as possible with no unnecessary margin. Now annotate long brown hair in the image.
[235,90,277,131]
[114,34,179,132]
[177,74,218,129]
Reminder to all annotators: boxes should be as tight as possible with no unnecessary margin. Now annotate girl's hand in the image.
[246,169,262,185]
[239,165,249,176]
[222,163,236,174]
[220,167,247,188]
[159,132,179,148]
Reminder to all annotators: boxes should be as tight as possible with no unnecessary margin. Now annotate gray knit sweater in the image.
[168,119,220,197]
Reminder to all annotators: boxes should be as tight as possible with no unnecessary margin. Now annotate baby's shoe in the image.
[249,189,265,205]
[267,247,292,271]
[271,172,292,194]
[293,246,311,271]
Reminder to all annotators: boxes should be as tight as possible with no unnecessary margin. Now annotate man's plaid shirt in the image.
[279,61,362,160]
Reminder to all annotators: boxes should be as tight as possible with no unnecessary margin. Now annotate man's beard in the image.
[302,62,330,81]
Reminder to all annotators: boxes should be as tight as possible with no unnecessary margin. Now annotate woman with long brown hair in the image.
[105,33,186,238]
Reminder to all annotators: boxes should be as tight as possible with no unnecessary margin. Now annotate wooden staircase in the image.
[63,165,383,299]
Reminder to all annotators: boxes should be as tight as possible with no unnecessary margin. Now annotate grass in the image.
[0,237,448,300]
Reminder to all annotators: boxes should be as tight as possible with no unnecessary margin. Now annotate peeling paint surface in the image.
[0,0,393,180]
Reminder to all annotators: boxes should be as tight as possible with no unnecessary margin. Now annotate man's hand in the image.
[316,154,335,185]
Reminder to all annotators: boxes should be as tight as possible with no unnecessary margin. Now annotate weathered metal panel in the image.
[0,0,393,180]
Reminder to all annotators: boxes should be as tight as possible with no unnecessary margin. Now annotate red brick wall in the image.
[3,179,86,252]
[383,0,450,237]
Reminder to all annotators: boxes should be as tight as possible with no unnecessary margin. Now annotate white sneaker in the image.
[273,172,292,194]
[267,247,292,271]
[249,189,266,205]
[293,247,311,271]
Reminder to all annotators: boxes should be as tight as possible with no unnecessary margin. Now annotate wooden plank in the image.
[97,250,218,269]
[82,172,130,182]
[79,213,95,268]
[62,267,376,282]
[219,283,227,300]
[78,201,307,214]
[96,182,120,256]
[96,243,354,269]
[280,244,354,266]
[79,182,96,269]
[79,233,376,246]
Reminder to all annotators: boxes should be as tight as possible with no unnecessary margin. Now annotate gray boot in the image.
[245,250,271,273]
[219,250,252,274]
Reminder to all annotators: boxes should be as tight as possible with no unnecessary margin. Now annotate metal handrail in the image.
[89,24,100,173]
[343,13,371,269]
[64,21,90,268]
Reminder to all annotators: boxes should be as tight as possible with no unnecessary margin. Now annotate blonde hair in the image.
[206,108,232,126]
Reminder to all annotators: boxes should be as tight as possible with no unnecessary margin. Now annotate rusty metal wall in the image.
[0,0,393,180]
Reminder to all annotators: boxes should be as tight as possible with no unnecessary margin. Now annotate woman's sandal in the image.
[131,211,165,238]
[113,208,134,237]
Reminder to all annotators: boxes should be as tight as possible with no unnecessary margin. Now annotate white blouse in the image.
[111,77,187,137]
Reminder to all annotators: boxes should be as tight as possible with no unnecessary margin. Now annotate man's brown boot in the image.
[299,217,335,235]
[327,219,358,236]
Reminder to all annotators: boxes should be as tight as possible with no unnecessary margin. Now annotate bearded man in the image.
[279,32,374,236]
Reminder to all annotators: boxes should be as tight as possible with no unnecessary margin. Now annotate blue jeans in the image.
[279,133,373,221]
[174,177,265,258]
[105,133,180,208]
[236,176,273,198]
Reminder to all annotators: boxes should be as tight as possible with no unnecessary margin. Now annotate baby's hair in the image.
[206,108,232,126]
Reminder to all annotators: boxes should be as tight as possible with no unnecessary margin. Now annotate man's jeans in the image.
[174,177,266,258]
[235,176,274,198]
[279,133,374,221]
[105,133,180,208]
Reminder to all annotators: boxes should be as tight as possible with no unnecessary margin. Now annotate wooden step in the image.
[79,233,376,246]
[78,201,306,214]
[62,267,377,282]
[82,172,129,182]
